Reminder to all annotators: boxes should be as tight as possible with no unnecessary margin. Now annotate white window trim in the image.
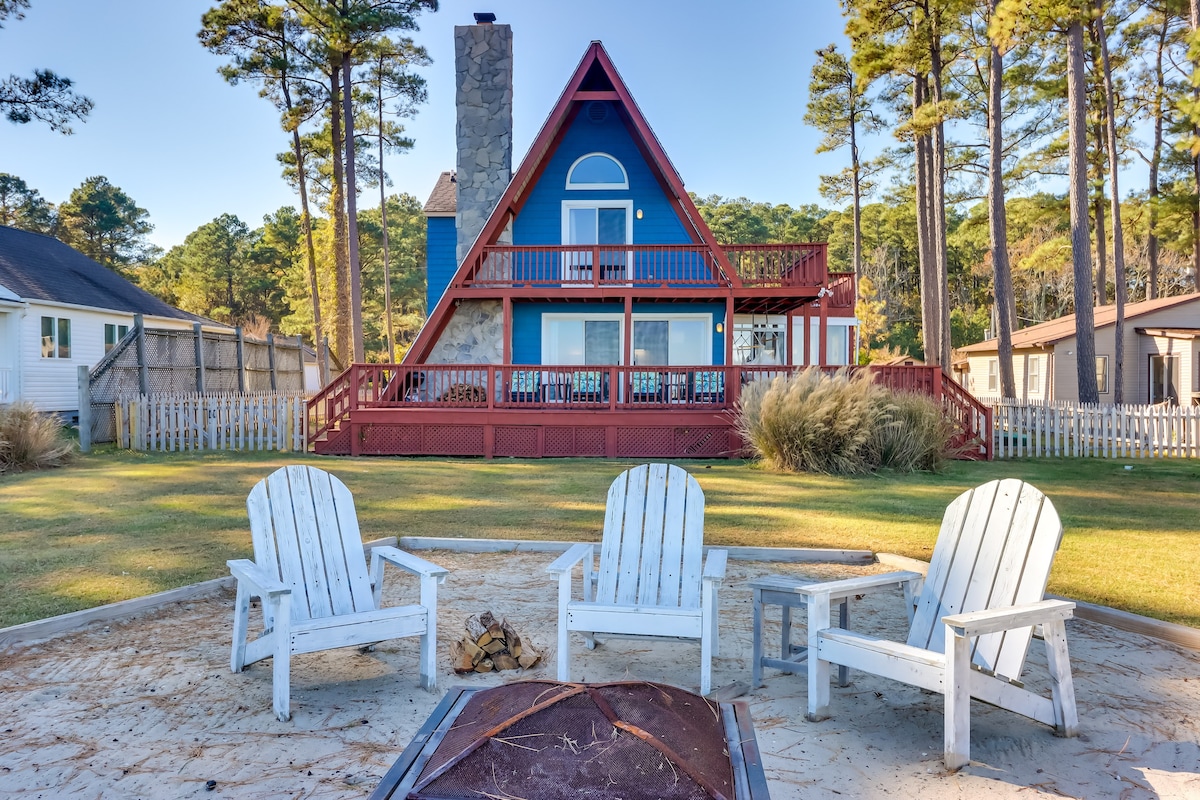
[560,200,634,244]
[541,311,714,366]
[988,359,999,393]
[565,152,629,190]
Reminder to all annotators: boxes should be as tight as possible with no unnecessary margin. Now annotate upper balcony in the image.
[458,242,852,307]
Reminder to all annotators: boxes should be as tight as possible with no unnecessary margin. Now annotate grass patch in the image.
[1,450,1197,628]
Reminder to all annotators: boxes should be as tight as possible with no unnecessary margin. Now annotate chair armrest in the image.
[227,559,289,597]
[547,543,593,575]
[788,570,923,602]
[702,548,728,582]
[371,546,449,580]
[942,599,1075,638]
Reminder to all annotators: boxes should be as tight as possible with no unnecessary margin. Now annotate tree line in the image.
[805,0,1200,403]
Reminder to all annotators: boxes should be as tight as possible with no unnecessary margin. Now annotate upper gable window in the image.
[566,153,628,190]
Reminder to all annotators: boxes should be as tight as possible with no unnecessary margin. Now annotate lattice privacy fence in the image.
[88,322,305,444]
[113,393,307,452]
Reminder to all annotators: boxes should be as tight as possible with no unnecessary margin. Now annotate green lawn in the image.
[1,449,1197,629]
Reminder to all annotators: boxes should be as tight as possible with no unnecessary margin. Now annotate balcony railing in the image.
[461,243,831,290]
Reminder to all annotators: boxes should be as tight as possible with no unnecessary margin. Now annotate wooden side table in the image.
[750,574,852,689]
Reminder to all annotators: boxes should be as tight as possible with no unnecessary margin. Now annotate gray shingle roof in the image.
[0,225,200,321]
[423,171,457,215]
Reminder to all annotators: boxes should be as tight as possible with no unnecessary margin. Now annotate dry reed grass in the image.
[0,403,75,473]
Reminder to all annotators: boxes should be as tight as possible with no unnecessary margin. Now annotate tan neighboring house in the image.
[956,293,1200,405]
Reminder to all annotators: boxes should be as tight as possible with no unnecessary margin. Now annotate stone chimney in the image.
[455,16,513,263]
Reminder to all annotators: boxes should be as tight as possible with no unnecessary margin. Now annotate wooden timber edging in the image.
[0,538,398,649]
[397,536,876,564]
[875,552,1200,652]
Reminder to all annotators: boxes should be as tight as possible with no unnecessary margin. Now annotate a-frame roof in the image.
[406,41,738,364]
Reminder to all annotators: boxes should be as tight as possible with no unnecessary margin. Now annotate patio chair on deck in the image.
[228,465,448,721]
[790,479,1078,769]
[547,463,727,694]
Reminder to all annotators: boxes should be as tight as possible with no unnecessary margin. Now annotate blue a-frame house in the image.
[309,26,988,459]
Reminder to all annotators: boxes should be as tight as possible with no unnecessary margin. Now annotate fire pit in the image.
[370,681,769,800]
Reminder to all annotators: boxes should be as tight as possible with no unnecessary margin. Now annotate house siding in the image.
[965,299,1200,403]
[426,216,457,311]
[513,102,691,248]
[18,304,194,415]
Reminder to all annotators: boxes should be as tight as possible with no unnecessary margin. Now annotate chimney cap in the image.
[474,12,497,23]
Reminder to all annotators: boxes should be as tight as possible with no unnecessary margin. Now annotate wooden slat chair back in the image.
[795,478,1078,770]
[548,463,727,695]
[906,479,1064,681]
[247,466,376,625]
[593,463,706,610]
[229,466,447,721]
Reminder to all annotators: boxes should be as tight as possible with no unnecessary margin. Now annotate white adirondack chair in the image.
[547,463,727,694]
[796,479,1078,770]
[228,465,448,721]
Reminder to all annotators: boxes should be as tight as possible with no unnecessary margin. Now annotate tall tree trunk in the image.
[329,66,350,367]
[1192,0,1200,291]
[928,9,952,369]
[1091,121,1108,306]
[342,56,364,363]
[378,56,396,362]
[1148,10,1167,300]
[1096,1,1126,404]
[281,69,326,383]
[987,0,1017,399]
[913,77,938,366]
[1068,20,1099,403]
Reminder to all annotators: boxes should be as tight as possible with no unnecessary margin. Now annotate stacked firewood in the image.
[450,611,541,674]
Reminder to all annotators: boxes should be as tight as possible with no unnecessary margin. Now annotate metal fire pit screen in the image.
[370,681,770,800]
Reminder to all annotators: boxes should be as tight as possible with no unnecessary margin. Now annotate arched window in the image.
[566,153,628,190]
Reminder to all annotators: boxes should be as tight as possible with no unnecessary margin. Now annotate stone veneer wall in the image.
[425,300,504,365]
[455,22,513,264]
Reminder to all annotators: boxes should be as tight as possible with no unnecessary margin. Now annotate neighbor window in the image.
[1027,356,1040,394]
[565,152,628,190]
[104,323,130,353]
[987,359,999,393]
[40,316,71,359]
[1096,356,1109,394]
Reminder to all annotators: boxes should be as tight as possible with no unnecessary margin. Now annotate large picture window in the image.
[41,316,71,359]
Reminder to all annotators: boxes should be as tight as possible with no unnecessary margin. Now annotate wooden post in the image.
[818,292,829,367]
[134,314,149,396]
[267,333,277,391]
[194,323,206,394]
[236,327,246,393]
[296,335,305,393]
[77,365,91,454]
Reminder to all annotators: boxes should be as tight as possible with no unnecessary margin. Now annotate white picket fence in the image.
[114,393,308,452]
[993,400,1200,459]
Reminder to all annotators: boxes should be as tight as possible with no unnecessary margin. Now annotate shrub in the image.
[867,391,956,473]
[734,367,888,474]
[734,368,955,475]
[0,404,75,474]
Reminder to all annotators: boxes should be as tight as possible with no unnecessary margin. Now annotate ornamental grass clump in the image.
[867,391,957,473]
[735,367,888,474]
[735,367,956,474]
[0,403,75,474]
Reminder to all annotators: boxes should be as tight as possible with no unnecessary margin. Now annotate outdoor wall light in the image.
[715,322,724,333]
[636,208,643,220]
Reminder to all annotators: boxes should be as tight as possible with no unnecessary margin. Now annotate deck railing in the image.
[307,363,990,458]
[462,242,832,291]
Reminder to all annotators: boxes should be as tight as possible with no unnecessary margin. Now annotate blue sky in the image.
[0,0,852,250]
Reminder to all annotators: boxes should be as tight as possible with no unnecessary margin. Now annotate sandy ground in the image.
[1,550,1198,800]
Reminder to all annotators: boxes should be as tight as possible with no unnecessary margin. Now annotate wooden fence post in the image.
[194,323,206,394]
[77,365,91,454]
[134,314,149,396]
[296,335,306,392]
[236,327,246,393]
[267,333,277,391]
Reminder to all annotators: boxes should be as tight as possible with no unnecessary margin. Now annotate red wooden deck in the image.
[309,364,992,460]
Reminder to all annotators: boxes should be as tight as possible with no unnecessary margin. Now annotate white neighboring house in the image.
[0,225,225,420]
